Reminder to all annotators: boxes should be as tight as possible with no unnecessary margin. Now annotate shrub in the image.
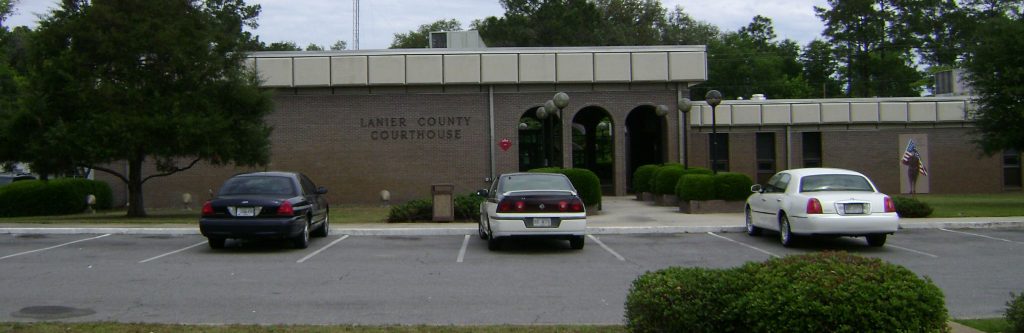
[676,174,715,201]
[632,164,660,194]
[736,252,948,333]
[454,192,484,222]
[0,178,113,217]
[625,266,750,333]
[625,252,949,333]
[1007,291,1024,333]
[651,165,685,195]
[386,199,432,222]
[529,167,602,210]
[714,172,754,201]
[894,196,934,218]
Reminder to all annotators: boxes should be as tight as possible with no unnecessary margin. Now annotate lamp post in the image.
[705,90,723,174]
[677,97,693,169]
[536,92,569,167]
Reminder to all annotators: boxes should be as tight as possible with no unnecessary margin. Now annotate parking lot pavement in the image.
[1,228,1022,324]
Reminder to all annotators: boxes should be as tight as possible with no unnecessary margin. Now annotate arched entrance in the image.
[572,106,614,194]
[518,107,563,171]
[626,106,666,192]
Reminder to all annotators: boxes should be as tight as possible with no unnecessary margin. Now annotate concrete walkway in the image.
[1,196,1022,236]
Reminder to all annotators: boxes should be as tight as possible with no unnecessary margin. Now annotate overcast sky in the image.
[6,0,830,50]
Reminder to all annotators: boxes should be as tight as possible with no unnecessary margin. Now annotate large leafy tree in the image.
[9,0,274,217]
[660,5,720,46]
[594,0,665,46]
[961,11,1024,153]
[475,0,604,46]
[390,19,462,48]
[801,39,844,98]
[815,0,924,97]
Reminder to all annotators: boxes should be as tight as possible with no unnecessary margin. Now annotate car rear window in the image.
[219,176,297,196]
[799,174,874,192]
[500,174,574,192]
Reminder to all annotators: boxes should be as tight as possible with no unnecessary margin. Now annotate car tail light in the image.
[571,199,584,212]
[201,201,214,216]
[558,201,569,211]
[806,198,823,214]
[884,196,896,213]
[497,199,526,213]
[277,201,295,216]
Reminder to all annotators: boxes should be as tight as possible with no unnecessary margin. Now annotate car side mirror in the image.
[750,184,763,193]
[476,189,489,197]
[317,186,328,195]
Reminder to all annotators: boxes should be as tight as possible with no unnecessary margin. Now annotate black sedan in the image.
[199,171,330,249]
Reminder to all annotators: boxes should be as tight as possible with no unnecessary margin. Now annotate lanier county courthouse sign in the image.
[360,116,472,141]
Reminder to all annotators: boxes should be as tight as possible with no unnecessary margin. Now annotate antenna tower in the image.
[353,0,360,50]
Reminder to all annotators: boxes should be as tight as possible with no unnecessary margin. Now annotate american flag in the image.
[902,139,929,176]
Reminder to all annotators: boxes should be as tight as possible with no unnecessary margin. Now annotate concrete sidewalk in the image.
[1,196,1023,236]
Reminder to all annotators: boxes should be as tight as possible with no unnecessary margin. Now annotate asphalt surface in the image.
[0,196,1022,327]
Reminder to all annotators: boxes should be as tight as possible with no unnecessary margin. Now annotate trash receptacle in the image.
[431,184,455,222]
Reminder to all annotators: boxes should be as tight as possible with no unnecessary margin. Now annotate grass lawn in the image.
[0,205,391,225]
[0,323,626,333]
[953,317,1012,332]
[900,192,1024,218]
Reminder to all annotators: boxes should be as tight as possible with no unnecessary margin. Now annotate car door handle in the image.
[776,199,782,202]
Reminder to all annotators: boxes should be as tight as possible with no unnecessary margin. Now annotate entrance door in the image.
[625,106,665,192]
[572,107,614,194]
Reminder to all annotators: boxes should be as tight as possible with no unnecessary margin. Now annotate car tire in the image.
[745,206,761,236]
[293,220,310,249]
[312,214,329,238]
[866,234,887,247]
[207,237,226,249]
[487,236,501,251]
[569,235,585,250]
[780,214,796,247]
[478,214,488,240]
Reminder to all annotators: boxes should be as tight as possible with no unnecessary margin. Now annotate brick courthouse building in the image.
[102,45,1022,208]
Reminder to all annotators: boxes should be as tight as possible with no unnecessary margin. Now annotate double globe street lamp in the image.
[705,90,723,174]
[536,92,570,167]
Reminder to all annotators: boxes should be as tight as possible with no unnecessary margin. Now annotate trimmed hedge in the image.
[893,196,934,218]
[676,174,715,201]
[652,165,685,195]
[528,167,602,209]
[1007,291,1024,333]
[387,193,485,223]
[715,172,755,201]
[626,251,949,333]
[0,178,113,217]
[632,164,660,194]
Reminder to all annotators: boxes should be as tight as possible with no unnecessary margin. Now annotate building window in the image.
[709,133,729,172]
[756,133,776,185]
[1006,149,1022,189]
[803,132,822,168]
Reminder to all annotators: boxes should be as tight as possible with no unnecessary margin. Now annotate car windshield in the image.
[500,174,574,193]
[218,176,297,196]
[799,174,874,192]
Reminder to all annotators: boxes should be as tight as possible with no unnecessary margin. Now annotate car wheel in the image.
[779,214,796,247]
[207,237,225,249]
[292,220,310,249]
[478,214,488,240]
[745,206,761,236]
[866,234,888,247]
[487,236,501,251]
[312,214,329,238]
[569,235,585,250]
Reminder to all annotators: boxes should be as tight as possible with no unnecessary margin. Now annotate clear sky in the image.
[6,0,829,50]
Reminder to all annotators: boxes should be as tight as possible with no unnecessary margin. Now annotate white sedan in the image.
[477,173,587,251]
[745,168,899,247]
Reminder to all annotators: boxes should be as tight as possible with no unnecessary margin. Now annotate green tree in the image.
[262,41,301,51]
[305,43,323,51]
[329,40,347,50]
[660,5,720,45]
[10,0,274,217]
[390,18,461,48]
[962,14,1024,153]
[815,0,924,97]
[594,0,666,45]
[476,0,603,47]
[801,39,843,98]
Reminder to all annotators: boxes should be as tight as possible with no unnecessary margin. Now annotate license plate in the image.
[844,204,864,214]
[533,218,551,227]
[236,207,256,217]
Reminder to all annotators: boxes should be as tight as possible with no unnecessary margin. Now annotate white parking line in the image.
[457,235,470,263]
[588,235,625,261]
[887,244,939,258]
[138,241,207,263]
[940,228,1024,245]
[297,235,350,263]
[706,232,781,258]
[0,234,111,261]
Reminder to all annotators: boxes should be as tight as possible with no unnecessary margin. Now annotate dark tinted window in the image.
[219,176,297,196]
[499,174,574,192]
[709,133,729,171]
[803,132,822,167]
[1005,149,1021,189]
[756,133,776,185]
[299,174,317,195]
